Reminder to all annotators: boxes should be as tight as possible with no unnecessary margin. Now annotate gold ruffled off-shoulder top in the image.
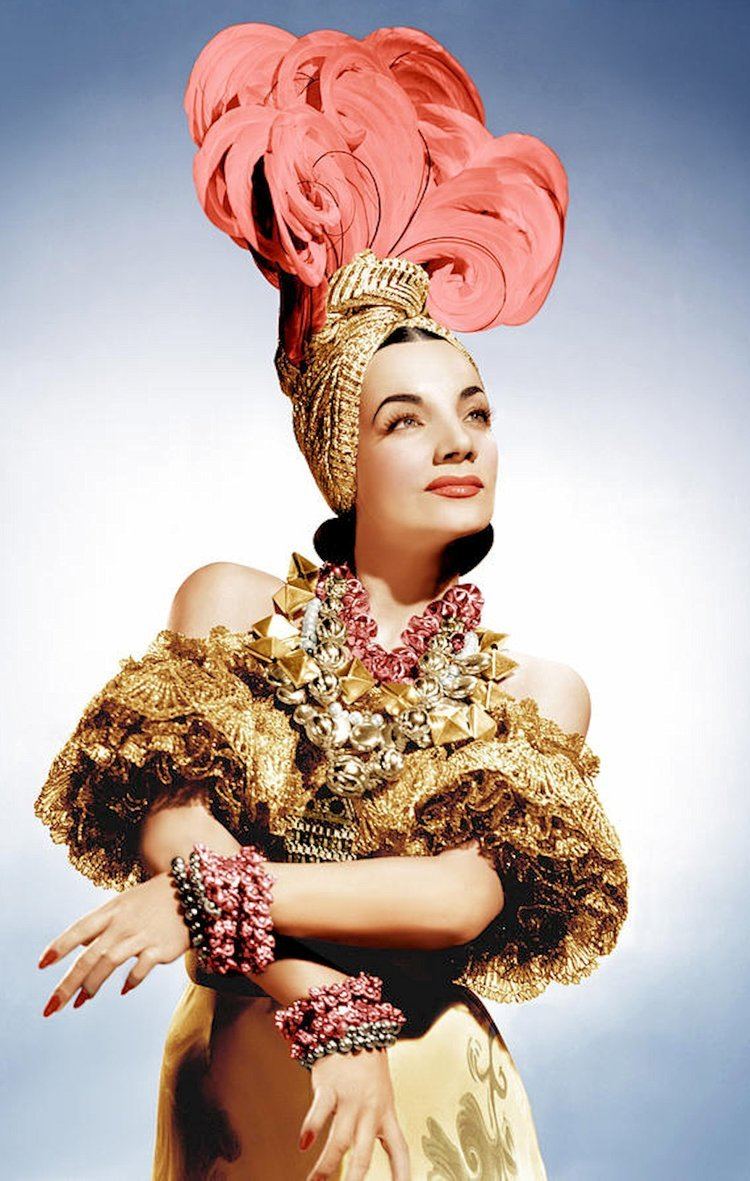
[34,552,628,1005]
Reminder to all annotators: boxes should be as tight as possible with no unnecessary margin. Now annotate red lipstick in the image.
[425,475,484,498]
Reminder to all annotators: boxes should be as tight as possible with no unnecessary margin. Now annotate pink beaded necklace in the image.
[316,560,484,683]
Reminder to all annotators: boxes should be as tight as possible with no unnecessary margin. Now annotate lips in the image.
[425,475,484,492]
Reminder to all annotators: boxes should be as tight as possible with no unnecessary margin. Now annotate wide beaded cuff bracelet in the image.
[273,971,407,1070]
[170,843,277,978]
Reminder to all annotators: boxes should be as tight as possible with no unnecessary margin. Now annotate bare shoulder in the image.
[501,648,592,739]
[166,561,285,639]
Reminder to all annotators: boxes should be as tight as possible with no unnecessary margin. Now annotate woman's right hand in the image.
[299,1046,411,1181]
[37,870,191,1014]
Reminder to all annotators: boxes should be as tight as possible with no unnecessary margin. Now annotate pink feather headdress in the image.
[183,23,569,512]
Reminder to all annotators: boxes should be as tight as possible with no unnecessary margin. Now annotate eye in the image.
[468,407,492,425]
[383,413,422,433]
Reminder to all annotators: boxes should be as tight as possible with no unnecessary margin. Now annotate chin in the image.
[384,492,492,538]
[429,499,490,530]
[425,509,492,546]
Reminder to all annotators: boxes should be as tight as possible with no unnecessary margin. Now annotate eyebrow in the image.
[371,385,486,424]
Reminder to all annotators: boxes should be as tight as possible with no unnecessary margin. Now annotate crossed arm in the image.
[137,798,504,1004]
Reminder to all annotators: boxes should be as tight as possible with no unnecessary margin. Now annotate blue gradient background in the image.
[3,2,748,1177]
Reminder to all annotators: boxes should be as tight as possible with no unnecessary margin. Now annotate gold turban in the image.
[273,249,481,515]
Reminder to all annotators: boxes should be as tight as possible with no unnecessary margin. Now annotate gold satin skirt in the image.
[151,949,548,1180]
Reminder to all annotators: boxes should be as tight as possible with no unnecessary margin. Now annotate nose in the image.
[434,416,476,464]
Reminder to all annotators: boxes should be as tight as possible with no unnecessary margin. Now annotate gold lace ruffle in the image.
[35,596,628,1004]
[33,627,305,891]
[384,694,629,1004]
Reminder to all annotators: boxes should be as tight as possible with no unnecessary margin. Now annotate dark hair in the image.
[375,324,445,349]
[313,322,494,577]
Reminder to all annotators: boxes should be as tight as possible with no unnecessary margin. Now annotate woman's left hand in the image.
[37,871,190,1015]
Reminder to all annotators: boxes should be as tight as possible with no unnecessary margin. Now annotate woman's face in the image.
[356,338,497,544]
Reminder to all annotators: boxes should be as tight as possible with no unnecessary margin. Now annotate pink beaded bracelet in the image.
[273,971,406,1070]
[170,843,277,978]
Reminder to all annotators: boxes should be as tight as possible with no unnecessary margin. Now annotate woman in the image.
[34,23,628,1181]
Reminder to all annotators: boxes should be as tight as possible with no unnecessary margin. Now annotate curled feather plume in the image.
[183,22,569,365]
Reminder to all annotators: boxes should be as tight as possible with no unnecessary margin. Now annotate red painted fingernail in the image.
[73,989,89,1008]
[43,995,61,1017]
[299,1130,314,1151]
[121,980,135,995]
[38,949,58,969]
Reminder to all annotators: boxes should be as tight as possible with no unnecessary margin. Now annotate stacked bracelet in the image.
[273,971,406,1070]
[170,843,277,978]
[169,848,221,954]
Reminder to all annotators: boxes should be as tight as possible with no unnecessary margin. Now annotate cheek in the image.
[356,433,425,507]
[484,436,499,482]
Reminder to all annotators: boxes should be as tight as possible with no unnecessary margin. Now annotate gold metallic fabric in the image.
[152,965,548,1180]
[34,551,628,1006]
[274,249,482,514]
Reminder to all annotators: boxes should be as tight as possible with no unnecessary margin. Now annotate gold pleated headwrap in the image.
[273,249,482,515]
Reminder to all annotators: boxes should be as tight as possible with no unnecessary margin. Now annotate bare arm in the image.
[140,799,504,953]
[267,850,503,948]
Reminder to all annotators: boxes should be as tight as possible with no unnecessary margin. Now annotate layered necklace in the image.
[255,557,516,806]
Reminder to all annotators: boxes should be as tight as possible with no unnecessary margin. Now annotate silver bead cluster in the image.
[299,1018,403,1070]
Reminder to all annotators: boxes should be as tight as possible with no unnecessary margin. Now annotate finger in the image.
[378,1112,411,1181]
[342,1114,378,1181]
[41,928,99,976]
[307,1107,357,1180]
[299,1083,337,1153]
[42,934,133,1015]
[120,945,164,995]
[78,935,143,1001]
[38,901,115,969]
